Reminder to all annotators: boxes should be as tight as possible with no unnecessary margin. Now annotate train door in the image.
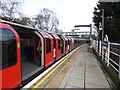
[52,36,56,61]
[68,38,70,52]
[34,31,44,67]
[58,35,65,56]
[61,39,64,55]
[34,35,42,65]
[65,40,68,54]
[50,34,61,61]
[67,37,71,52]
[69,37,72,51]
[44,35,54,67]
[0,24,22,88]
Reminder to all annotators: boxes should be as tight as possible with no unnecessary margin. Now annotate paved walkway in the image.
[59,45,110,88]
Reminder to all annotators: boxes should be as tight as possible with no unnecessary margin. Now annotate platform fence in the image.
[92,40,120,79]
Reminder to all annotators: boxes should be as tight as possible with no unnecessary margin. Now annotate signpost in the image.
[103,35,108,52]
[102,35,109,65]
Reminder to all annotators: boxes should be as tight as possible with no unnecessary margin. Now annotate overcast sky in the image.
[23,0,99,32]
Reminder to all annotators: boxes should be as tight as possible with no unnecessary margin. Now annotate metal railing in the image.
[93,40,120,79]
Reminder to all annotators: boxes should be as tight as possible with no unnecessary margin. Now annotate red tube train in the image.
[0,20,86,89]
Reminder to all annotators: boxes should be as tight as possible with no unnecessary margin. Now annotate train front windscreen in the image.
[0,28,17,70]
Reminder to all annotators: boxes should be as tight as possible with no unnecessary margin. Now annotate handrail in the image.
[92,40,120,79]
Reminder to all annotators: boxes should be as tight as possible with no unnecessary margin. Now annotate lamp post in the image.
[96,9,104,42]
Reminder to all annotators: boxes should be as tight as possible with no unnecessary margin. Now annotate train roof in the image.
[0,19,44,31]
[0,20,63,36]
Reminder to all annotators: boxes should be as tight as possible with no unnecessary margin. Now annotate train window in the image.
[46,38,51,54]
[58,39,61,50]
[66,41,68,47]
[53,37,56,48]
[0,28,17,70]
[68,39,70,45]
[54,39,56,48]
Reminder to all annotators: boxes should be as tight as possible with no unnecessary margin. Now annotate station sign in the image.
[103,41,108,47]
[103,35,108,52]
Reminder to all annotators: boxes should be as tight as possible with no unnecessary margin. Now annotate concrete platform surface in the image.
[59,45,110,89]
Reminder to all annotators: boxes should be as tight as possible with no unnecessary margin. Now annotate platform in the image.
[29,45,111,89]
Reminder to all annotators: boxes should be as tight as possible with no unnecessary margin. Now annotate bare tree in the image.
[49,11,59,32]
[32,14,44,29]
[0,0,23,19]
[32,8,59,32]
[19,16,31,25]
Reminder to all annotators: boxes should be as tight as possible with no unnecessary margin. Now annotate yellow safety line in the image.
[32,47,79,89]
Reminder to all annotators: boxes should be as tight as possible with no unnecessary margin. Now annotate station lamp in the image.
[95,9,104,42]
[96,9,101,13]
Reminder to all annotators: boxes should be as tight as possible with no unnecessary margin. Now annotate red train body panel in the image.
[0,23,22,88]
